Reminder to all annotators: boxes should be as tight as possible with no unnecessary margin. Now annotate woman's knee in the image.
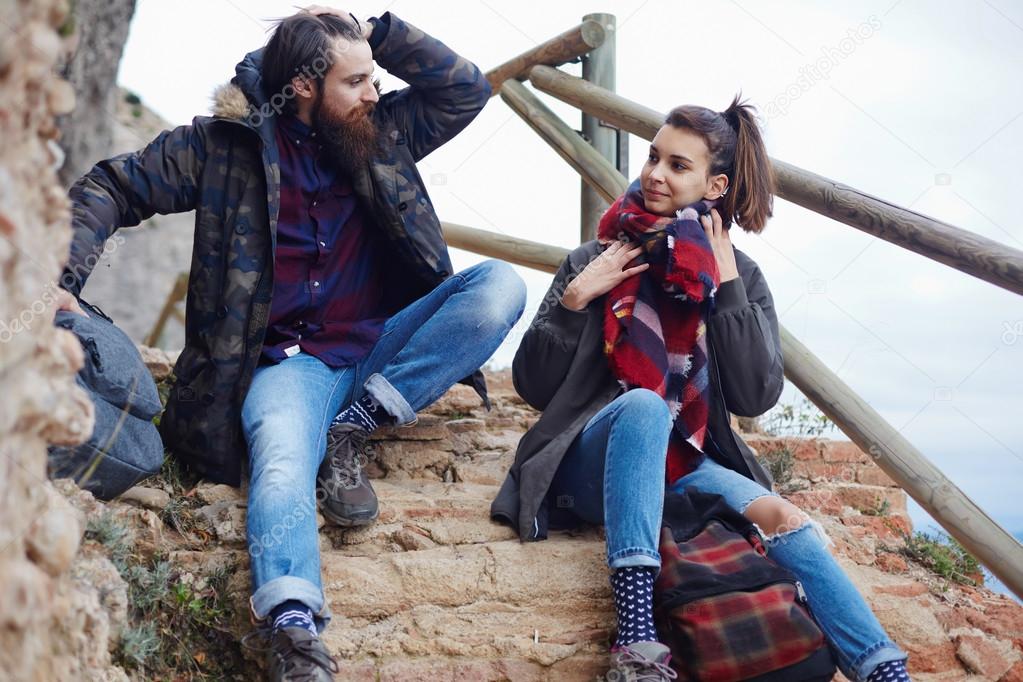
[744,496,811,537]
[610,389,673,429]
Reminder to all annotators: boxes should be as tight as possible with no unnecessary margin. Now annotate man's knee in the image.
[473,260,527,324]
[247,416,319,481]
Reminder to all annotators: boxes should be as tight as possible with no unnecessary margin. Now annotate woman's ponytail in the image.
[720,94,775,233]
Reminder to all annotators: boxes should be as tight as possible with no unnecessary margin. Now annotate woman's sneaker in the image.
[607,641,678,681]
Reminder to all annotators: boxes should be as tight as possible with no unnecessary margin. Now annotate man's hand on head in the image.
[299,5,373,40]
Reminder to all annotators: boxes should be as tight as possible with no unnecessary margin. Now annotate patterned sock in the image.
[270,599,317,637]
[609,566,659,647]
[867,660,911,681]
[332,393,390,432]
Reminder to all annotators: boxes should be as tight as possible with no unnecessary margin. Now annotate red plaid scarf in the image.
[597,180,721,483]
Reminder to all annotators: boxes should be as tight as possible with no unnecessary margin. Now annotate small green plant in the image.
[863,498,891,517]
[155,454,200,496]
[116,622,160,669]
[83,483,250,676]
[85,510,133,572]
[899,530,982,586]
[124,91,142,106]
[760,447,793,486]
[113,551,247,677]
[763,398,835,438]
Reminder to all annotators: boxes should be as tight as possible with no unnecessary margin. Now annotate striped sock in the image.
[610,566,659,647]
[868,660,911,681]
[270,599,317,636]
[332,394,390,432]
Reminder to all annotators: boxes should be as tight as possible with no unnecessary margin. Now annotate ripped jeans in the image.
[546,389,907,682]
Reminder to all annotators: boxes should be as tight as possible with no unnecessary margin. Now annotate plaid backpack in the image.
[653,488,836,681]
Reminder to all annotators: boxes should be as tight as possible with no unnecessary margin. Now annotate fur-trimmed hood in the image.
[211,81,251,121]
[209,47,267,124]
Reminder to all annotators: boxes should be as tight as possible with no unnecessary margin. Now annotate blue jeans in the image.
[548,389,908,682]
[240,260,525,632]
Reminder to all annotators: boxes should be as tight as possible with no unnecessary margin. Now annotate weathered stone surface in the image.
[136,344,175,381]
[119,484,171,511]
[195,499,248,545]
[195,481,246,506]
[953,631,1018,678]
[0,2,132,678]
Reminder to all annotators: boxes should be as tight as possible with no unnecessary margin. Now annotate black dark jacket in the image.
[491,240,784,541]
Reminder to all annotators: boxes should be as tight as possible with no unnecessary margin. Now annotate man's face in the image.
[309,38,380,171]
[317,38,378,122]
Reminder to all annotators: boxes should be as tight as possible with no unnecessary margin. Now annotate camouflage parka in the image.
[62,13,492,486]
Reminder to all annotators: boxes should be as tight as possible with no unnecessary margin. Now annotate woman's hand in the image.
[561,241,649,311]
[701,208,739,283]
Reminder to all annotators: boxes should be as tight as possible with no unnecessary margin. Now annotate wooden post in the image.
[145,271,188,348]
[438,220,1023,599]
[484,20,606,96]
[499,80,627,204]
[579,13,616,243]
[528,65,1023,296]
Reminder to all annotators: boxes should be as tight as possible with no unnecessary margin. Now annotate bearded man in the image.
[58,7,524,679]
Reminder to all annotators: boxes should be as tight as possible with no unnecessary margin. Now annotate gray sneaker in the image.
[607,641,678,681]
[242,626,339,681]
[316,422,379,527]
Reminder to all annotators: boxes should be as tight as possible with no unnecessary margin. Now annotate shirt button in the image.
[313,281,319,287]
[319,241,326,247]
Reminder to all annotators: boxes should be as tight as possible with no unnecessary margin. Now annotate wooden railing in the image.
[148,15,1023,599]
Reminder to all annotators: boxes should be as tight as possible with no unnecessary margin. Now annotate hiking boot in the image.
[607,641,678,681]
[316,422,378,526]
[242,626,339,681]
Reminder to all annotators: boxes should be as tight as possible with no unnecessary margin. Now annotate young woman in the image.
[492,96,911,681]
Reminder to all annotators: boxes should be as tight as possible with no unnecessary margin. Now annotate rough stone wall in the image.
[0,1,128,679]
[55,0,137,187]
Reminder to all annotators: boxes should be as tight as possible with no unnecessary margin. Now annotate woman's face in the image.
[640,125,728,217]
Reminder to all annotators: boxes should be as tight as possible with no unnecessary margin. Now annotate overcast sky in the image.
[115,0,1023,554]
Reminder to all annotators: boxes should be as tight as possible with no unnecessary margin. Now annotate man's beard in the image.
[312,95,379,174]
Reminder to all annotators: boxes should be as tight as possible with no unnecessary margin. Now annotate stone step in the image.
[319,537,613,668]
[322,479,520,555]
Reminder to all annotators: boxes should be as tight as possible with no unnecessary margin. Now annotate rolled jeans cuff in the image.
[249,575,332,634]
[364,373,418,426]
[852,642,908,682]
[608,547,661,570]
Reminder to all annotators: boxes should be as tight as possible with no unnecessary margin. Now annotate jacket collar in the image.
[210,48,276,146]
